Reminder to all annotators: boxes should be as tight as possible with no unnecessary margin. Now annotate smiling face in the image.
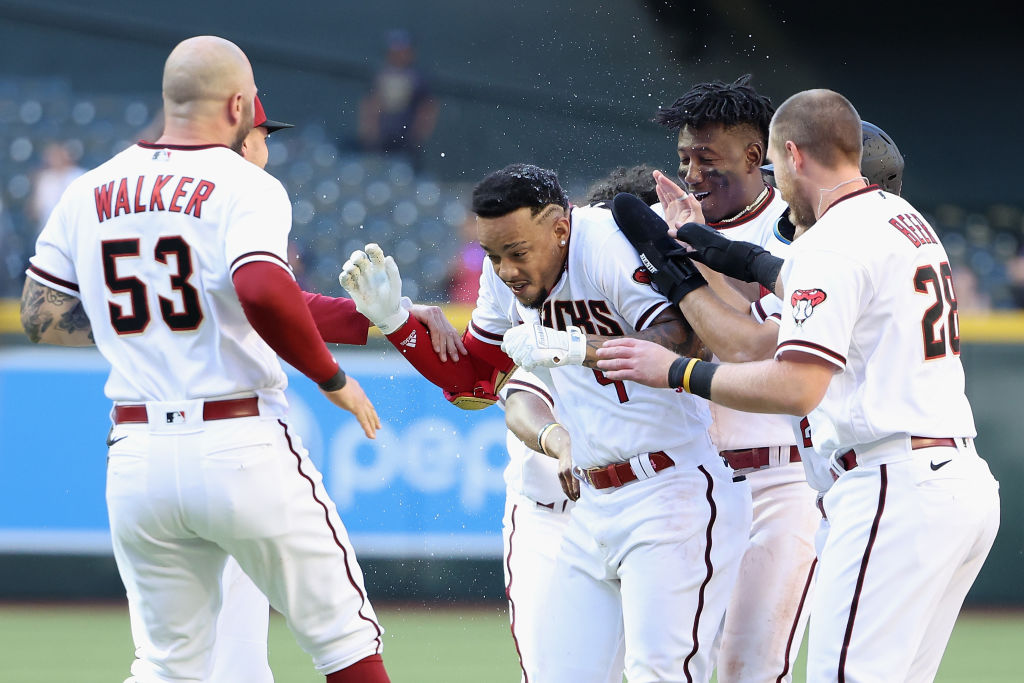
[477,205,570,309]
[676,122,768,223]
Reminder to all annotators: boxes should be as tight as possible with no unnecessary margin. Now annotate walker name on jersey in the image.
[539,299,625,336]
[888,212,939,248]
[94,175,216,223]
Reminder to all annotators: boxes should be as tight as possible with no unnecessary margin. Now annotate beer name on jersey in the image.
[888,212,938,248]
[93,175,215,223]
[540,299,625,336]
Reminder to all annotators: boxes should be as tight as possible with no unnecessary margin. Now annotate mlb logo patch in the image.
[166,410,186,424]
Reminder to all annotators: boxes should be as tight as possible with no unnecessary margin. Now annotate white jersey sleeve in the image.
[225,178,293,275]
[774,249,866,370]
[27,189,80,295]
[469,255,518,346]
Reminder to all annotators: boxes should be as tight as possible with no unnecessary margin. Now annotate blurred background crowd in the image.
[1,1,1021,311]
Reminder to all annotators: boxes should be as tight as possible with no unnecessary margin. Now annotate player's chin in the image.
[517,287,548,310]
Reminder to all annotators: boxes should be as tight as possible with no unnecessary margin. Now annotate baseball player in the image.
[650,76,819,683]
[20,37,391,682]
[597,89,1000,682]
[340,164,751,683]
[498,172,659,682]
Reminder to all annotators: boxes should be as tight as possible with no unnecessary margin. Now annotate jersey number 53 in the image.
[102,237,203,334]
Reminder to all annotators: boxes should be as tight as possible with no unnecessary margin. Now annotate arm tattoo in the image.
[21,279,54,343]
[56,299,95,343]
[583,307,703,368]
[21,278,94,345]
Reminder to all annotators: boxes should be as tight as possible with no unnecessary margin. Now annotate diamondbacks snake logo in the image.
[791,289,827,326]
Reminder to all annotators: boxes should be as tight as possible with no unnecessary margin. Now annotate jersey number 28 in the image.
[102,237,203,334]
[914,261,959,360]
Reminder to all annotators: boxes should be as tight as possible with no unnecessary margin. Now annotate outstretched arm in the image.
[20,277,94,346]
[595,337,834,416]
[340,244,513,409]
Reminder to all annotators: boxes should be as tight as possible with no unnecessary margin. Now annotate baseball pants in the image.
[106,406,383,682]
[809,440,999,682]
[502,490,624,683]
[715,462,819,683]
[526,457,751,683]
[209,558,273,683]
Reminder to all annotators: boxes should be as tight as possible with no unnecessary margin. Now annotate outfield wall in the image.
[0,339,1021,605]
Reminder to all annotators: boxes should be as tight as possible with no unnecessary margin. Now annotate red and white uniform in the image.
[776,185,1000,682]
[499,370,624,683]
[29,142,383,681]
[705,188,820,683]
[473,204,751,683]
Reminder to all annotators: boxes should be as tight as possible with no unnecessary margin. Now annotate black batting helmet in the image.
[761,120,905,195]
[859,121,904,195]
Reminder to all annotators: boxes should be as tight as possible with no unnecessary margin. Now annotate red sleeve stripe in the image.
[230,251,290,270]
[776,340,846,366]
[753,299,768,322]
[470,321,505,343]
[506,379,554,409]
[635,301,670,331]
[28,265,80,292]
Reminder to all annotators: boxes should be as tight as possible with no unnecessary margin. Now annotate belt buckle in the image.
[573,466,595,488]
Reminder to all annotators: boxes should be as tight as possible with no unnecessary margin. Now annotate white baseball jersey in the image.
[704,186,799,452]
[499,369,569,506]
[775,185,976,462]
[471,203,713,470]
[27,142,294,416]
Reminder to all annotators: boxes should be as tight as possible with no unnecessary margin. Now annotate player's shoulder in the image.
[571,203,630,250]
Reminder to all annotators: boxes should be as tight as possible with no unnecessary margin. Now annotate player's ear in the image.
[746,141,765,170]
[785,140,803,172]
[227,93,243,126]
[551,209,570,245]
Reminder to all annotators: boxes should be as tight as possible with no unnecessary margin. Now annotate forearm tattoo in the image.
[21,279,94,344]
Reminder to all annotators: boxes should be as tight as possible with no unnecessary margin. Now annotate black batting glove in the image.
[675,221,784,293]
[610,193,707,305]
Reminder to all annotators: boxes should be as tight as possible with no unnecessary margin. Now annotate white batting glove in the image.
[339,243,409,335]
[501,324,587,371]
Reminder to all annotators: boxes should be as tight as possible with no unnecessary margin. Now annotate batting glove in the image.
[675,222,784,292]
[339,243,409,335]
[501,324,587,371]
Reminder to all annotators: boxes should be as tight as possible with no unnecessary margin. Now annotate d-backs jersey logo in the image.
[791,289,827,326]
[632,266,653,286]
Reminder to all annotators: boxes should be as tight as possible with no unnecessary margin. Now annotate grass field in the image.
[1,603,1021,681]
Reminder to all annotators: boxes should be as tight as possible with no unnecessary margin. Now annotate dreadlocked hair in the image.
[654,74,774,145]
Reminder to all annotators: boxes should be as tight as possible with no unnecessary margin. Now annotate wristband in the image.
[318,368,347,392]
[537,422,562,455]
[667,357,718,400]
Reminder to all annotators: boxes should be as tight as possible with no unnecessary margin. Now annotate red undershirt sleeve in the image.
[232,261,341,385]
[382,315,515,402]
[301,291,370,345]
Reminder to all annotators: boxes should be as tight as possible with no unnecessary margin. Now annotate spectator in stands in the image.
[357,29,438,169]
[952,263,992,312]
[28,141,84,234]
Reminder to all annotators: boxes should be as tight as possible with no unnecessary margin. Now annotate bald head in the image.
[163,36,253,107]
[770,89,862,169]
[159,36,256,151]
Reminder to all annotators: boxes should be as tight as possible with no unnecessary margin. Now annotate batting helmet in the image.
[760,120,905,195]
[859,120,903,195]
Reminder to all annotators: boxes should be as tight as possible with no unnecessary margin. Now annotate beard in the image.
[788,192,817,231]
[521,287,549,310]
[230,98,254,154]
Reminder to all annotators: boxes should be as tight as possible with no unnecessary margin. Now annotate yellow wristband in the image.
[681,358,701,394]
